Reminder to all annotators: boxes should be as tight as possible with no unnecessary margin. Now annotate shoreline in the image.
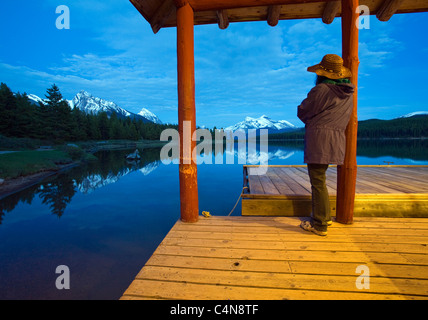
[0,162,79,200]
[0,139,167,200]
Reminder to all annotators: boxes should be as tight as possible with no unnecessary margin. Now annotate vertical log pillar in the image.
[176,1,199,222]
[336,0,359,224]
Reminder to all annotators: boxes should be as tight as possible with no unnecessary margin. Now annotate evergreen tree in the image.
[12,93,36,138]
[108,112,122,139]
[86,114,101,140]
[70,108,88,141]
[36,101,53,140]
[45,84,63,108]
[44,84,73,142]
[0,81,195,142]
[98,112,110,140]
[0,83,16,136]
[128,123,139,140]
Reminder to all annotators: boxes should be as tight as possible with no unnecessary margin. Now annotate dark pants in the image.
[307,164,330,232]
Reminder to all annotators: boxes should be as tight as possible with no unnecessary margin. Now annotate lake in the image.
[1,139,427,299]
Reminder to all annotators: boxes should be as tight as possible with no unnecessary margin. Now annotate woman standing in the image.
[298,54,355,236]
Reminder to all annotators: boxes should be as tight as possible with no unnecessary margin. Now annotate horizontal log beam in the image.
[322,0,340,24]
[267,5,282,26]
[376,0,405,21]
[187,0,336,12]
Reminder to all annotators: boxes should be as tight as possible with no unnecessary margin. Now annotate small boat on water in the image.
[126,149,141,160]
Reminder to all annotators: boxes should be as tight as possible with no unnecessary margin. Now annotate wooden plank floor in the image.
[242,165,428,217]
[121,216,428,300]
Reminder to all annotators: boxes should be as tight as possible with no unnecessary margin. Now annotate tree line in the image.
[269,115,428,140]
[356,116,428,138]
[0,82,177,143]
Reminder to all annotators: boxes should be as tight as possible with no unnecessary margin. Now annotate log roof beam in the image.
[150,0,176,34]
[216,9,229,29]
[267,5,282,26]
[322,0,341,24]
[130,0,428,34]
[376,0,405,21]
[186,0,337,12]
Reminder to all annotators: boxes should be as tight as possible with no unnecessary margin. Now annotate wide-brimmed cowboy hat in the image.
[307,54,352,79]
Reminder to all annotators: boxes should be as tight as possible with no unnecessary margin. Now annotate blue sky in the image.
[1,0,427,128]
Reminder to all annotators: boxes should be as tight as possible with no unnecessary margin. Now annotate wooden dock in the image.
[121,216,428,300]
[242,165,428,217]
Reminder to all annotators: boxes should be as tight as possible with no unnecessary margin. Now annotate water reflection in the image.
[268,139,428,161]
[357,139,428,161]
[1,139,427,223]
[0,148,162,223]
[1,138,427,299]
[39,175,76,217]
[197,138,428,164]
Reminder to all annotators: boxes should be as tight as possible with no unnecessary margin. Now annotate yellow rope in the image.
[227,186,248,216]
[201,211,211,218]
[201,186,248,218]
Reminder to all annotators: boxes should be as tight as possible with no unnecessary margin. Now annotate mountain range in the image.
[224,115,297,133]
[26,91,427,133]
[232,112,428,136]
[28,91,298,132]
[27,91,163,125]
[399,111,428,118]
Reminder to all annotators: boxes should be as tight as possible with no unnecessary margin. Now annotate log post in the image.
[336,0,359,224]
[176,1,199,223]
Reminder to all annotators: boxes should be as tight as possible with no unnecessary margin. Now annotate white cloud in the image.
[3,1,424,128]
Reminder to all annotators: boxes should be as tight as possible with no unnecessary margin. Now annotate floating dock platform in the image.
[121,165,428,300]
[242,165,428,217]
[121,216,428,300]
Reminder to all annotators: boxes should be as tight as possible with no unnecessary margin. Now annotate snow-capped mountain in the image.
[398,111,428,118]
[71,91,161,123]
[27,94,48,105]
[75,160,160,194]
[27,94,73,107]
[27,90,162,124]
[230,147,297,165]
[225,115,297,133]
[138,108,162,124]
[71,90,134,119]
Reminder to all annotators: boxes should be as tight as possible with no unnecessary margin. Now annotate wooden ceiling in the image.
[130,0,428,33]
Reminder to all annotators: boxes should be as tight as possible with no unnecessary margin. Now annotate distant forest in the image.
[269,115,428,140]
[0,82,177,143]
[2,82,426,144]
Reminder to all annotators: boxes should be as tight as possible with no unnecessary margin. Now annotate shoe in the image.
[309,213,333,226]
[300,221,328,236]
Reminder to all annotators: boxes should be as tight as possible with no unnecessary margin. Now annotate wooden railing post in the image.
[336,0,359,224]
[176,1,199,222]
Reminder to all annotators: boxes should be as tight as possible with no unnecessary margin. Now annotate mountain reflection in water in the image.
[0,139,427,299]
[1,139,428,223]
[0,148,162,222]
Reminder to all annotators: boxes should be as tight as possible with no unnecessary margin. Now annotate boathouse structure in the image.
[129,0,428,224]
[121,0,428,301]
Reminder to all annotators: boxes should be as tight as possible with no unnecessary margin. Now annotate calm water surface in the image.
[1,139,427,299]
